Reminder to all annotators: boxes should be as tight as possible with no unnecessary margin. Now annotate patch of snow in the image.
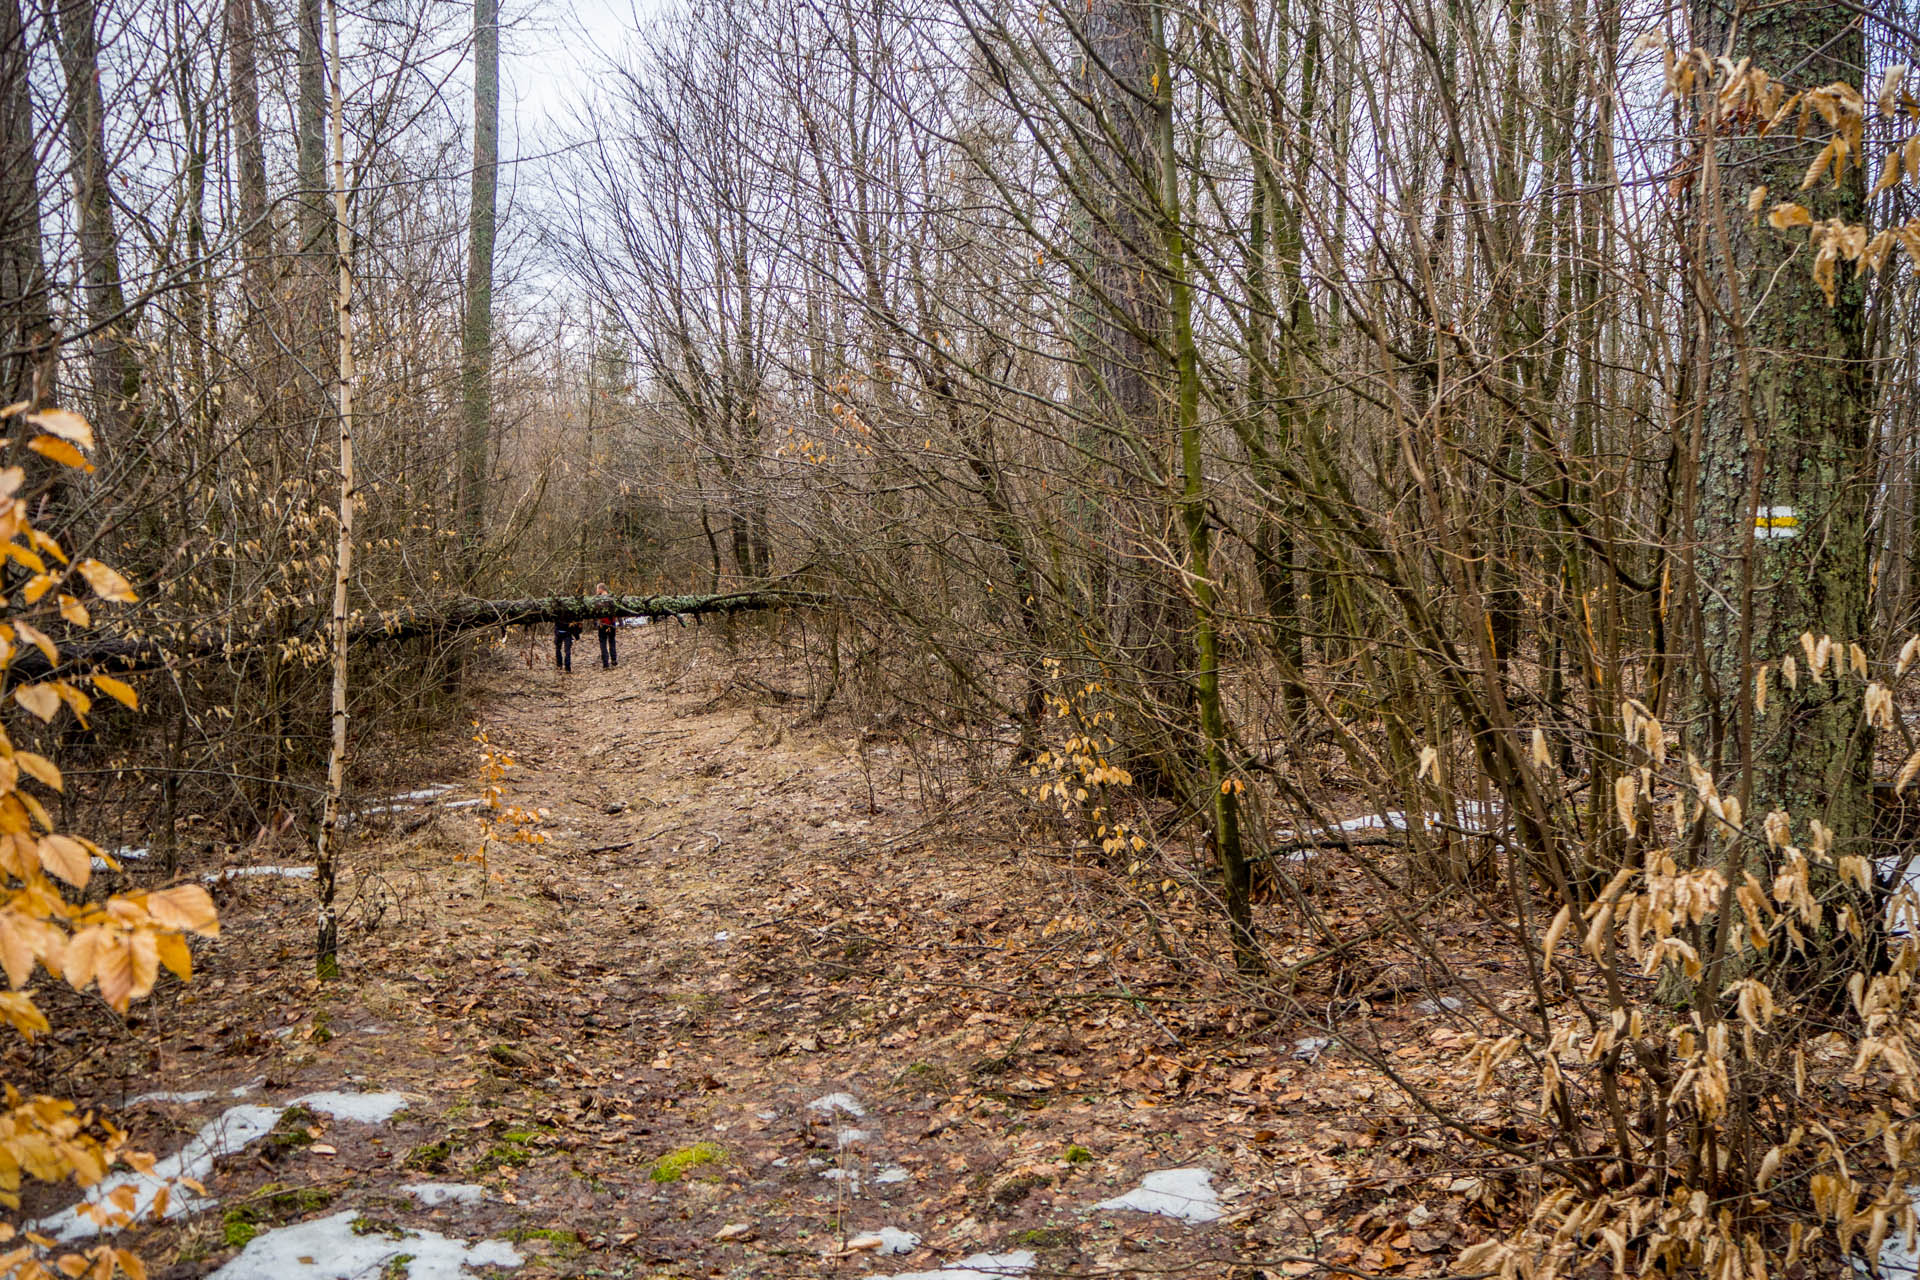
[823,1168,859,1183]
[1870,1236,1919,1276]
[1292,1037,1330,1062]
[445,798,484,809]
[31,1103,284,1243]
[392,785,455,803]
[772,1156,791,1168]
[850,1226,921,1254]
[1272,812,1409,844]
[1862,1188,1920,1276]
[713,930,731,942]
[873,1250,1036,1280]
[25,1083,397,1241]
[808,1091,866,1118]
[1879,861,1920,938]
[94,846,153,868]
[874,1165,910,1184]
[1093,1168,1224,1224]
[1275,802,1510,848]
[1413,996,1465,1015]
[203,865,315,882]
[404,1182,487,1207]
[293,1090,410,1124]
[836,1127,870,1148]
[206,1210,521,1279]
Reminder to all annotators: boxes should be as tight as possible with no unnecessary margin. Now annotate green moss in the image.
[351,1215,406,1239]
[895,1061,947,1089]
[404,1139,451,1172]
[505,1227,585,1260]
[268,1105,318,1150]
[990,1172,1048,1207]
[380,1257,414,1280]
[1064,1145,1093,1164]
[222,1208,260,1249]
[1016,1227,1073,1248]
[474,1120,555,1172]
[479,1140,533,1169]
[648,1142,724,1183]
[262,1185,333,1214]
[487,1043,535,1070]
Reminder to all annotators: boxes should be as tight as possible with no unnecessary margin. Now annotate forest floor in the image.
[18,627,1514,1279]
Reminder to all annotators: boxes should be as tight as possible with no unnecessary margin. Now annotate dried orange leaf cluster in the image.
[0,405,217,1280]
[1663,45,1920,306]
[468,721,546,878]
[1459,623,1920,1278]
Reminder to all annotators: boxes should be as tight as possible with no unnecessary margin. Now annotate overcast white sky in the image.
[503,0,669,156]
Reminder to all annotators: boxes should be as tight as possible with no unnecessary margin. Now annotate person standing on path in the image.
[595,582,618,669]
[553,611,576,672]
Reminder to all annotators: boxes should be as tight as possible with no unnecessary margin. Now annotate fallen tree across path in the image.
[25,589,828,677]
[354,590,827,643]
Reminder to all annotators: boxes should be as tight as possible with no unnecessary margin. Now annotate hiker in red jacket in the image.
[594,582,618,669]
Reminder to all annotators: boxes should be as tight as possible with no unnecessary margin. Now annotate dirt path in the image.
[51,629,1470,1278]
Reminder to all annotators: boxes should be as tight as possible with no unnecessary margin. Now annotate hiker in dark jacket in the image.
[594,582,618,669]
[553,613,577,671]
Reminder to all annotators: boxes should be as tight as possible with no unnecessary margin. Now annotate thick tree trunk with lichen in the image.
[1686,2,1874,990]
[1070,0,1191,797]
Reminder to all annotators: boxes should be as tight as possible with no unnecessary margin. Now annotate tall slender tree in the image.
[49,0,134,436]
[315,0,357,977]
[226,0,270,347]
[458,0,498,575]
[0,0,48,405]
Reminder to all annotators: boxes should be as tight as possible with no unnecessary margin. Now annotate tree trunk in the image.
[1156,2,1254,973]
[225,0,271,347]
[49,0,134,436]
[314,0,355,978]
[296,0,326,258]
[1074,0,1189,795]
[1687,0,1874,992]
[33,589,826,677]
[0,0,50,405]
[457,0,497,578]
[293,0,329,422]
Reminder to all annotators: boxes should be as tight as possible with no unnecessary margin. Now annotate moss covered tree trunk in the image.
[1687,1,1874,988]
